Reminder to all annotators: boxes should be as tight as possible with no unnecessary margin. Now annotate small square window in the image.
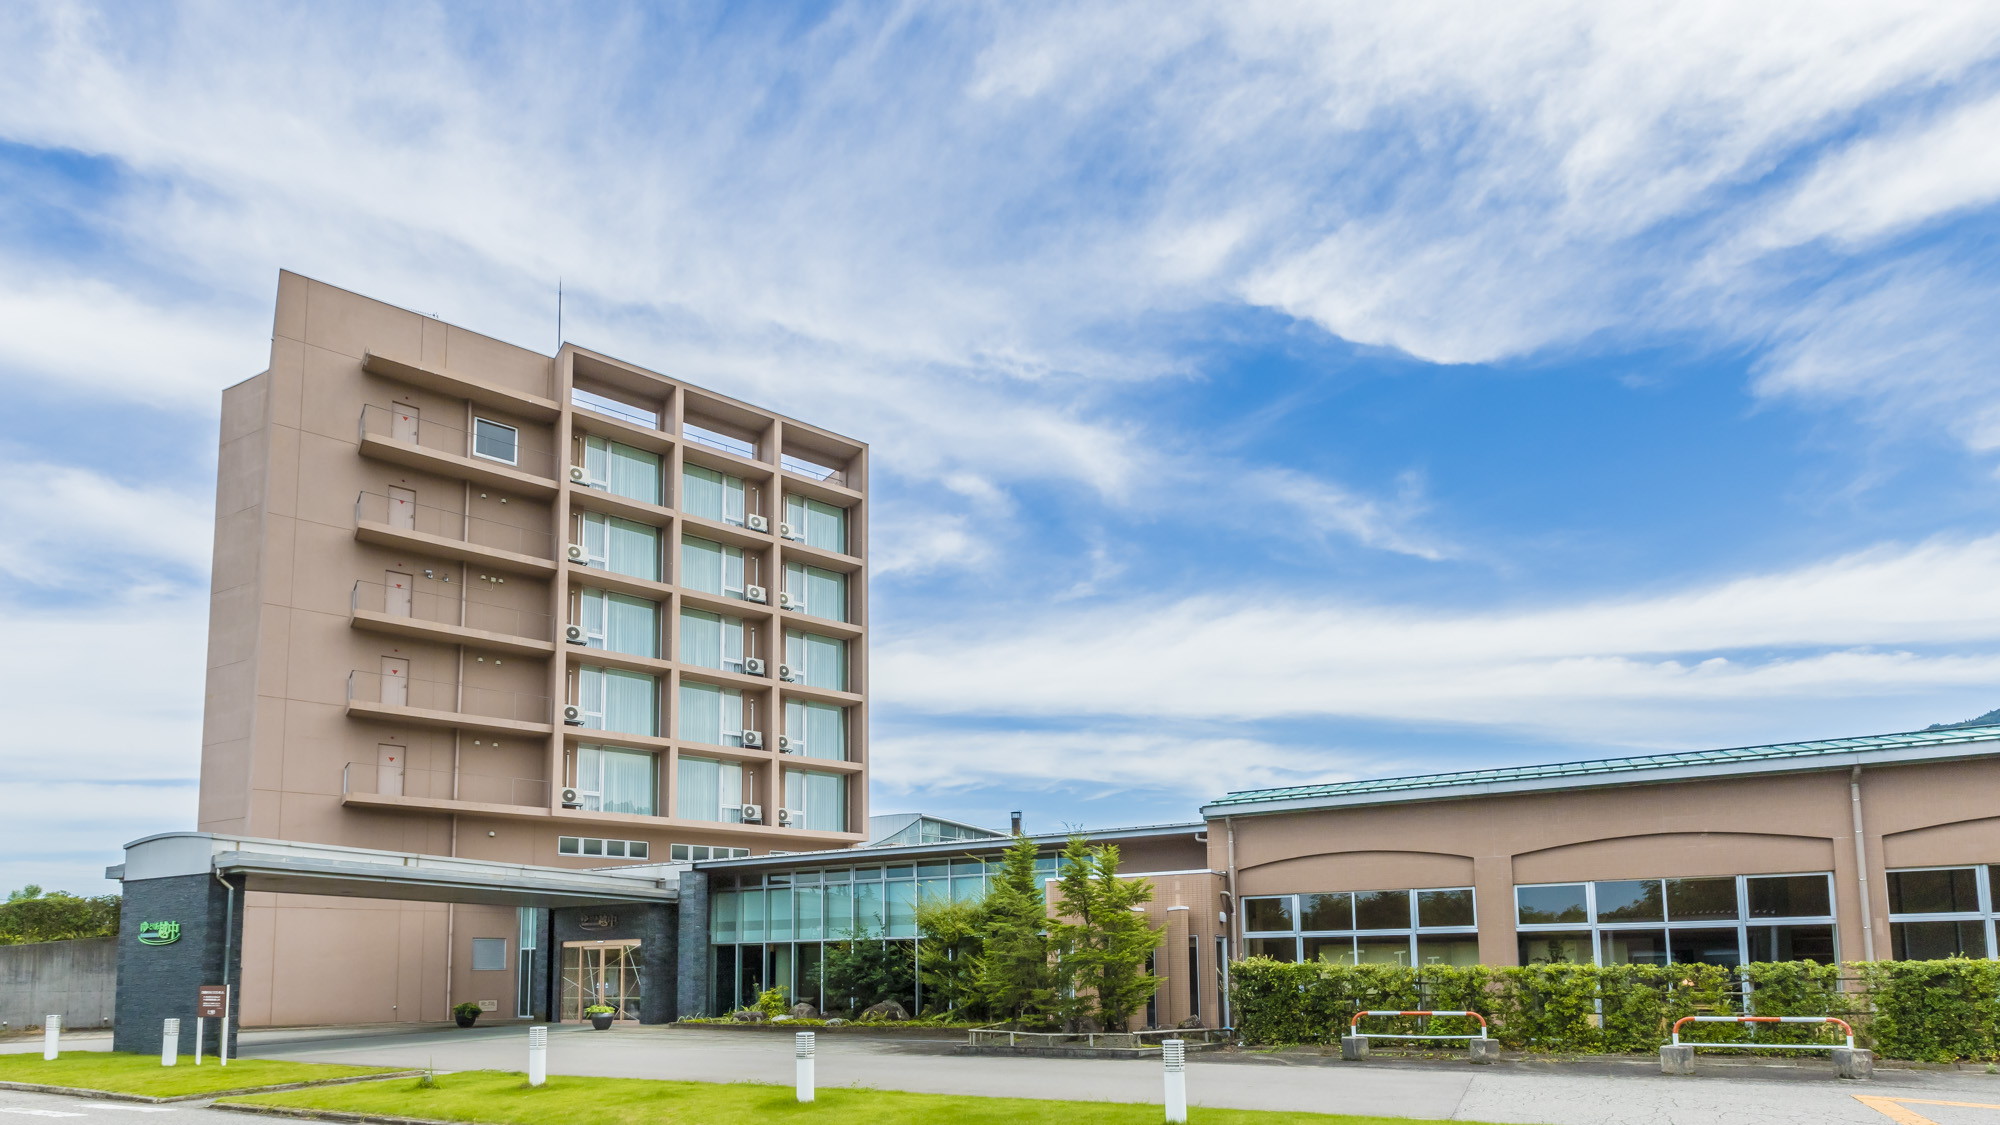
[470,937,506,971]
[670,844,691,861]
[473,418,520,464]
[1747,874,1832,919]
[1594,879,1664,922]
[1243,897,1295,933]
[582,838,604,856]
[629,841,649,859]
[1888,868,1981,915]
[1517,884,1587,925]
[1418,889,1475,928]
[558,837,581,855]
[606,840,627,857]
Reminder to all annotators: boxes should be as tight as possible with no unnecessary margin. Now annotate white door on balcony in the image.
[377,743,405,797]
[380,656,409,707]
[385,571,413,616]
[392,404,419,442]
[388,487,417,530]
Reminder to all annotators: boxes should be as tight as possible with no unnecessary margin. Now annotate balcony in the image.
[342,761,553,819]
[346,669,554,737]
[354,491,556,577]
[350,580,555,657]
[362,352,562,421]
[357,405,558,494]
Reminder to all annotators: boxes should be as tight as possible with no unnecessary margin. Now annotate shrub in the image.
[1855,958,2000,1062]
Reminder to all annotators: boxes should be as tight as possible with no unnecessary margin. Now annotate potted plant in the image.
[584,1004,617,1030]
[452,1002,483,1029]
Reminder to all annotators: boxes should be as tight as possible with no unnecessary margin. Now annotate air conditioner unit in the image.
[559,787,582,808]
[777,808,798,828]
[745,514,770,532]
[742,730,764,749]
[562,704,584,725]
[776,591,798,610]
[566,544,588,563]
[743,657,767,675]
[738,803,763,823]
[779,522,800,540]
[777,735,797,753]
[568,465,589,484]
[777,664,797,682]
[744,584,768,603]
[564,624,587,645]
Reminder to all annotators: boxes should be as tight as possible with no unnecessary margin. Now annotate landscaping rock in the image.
[825,1018,848,1027]
[731,1010,768,1023]
[860,1000,910,1022]
[1175,1016,1203,1030]
[791,1003,819,1019]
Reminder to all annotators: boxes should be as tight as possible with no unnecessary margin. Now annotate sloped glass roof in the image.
[1208,723,2000,808]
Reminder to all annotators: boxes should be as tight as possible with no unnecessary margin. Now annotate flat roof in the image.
[691,821,1205,871]
[1204,723,2000,817]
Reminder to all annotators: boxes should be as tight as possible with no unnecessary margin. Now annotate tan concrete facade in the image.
[1206,752,2000,970]
[202,272,869,1024]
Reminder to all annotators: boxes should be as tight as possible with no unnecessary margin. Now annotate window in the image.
[669,844,751,861]
[575,745,657,816]
[678,681,744,747]
[1241,887,1478,966]
[557,836,651,859]
[681,609,747,673]
[1887,865,1997,960]
[676,756,744,823]
[576,666,658,736]
[577,511,659,581]
[580,435,662,505]
[576,588,659,658]
[681,535,746,599]
[683,464,746,526]
[470,937,507,971]
[783,769,847,832]
[783,494,847,553]
[473,418,519,464]
[1515,873,1839,966]
[784,630,846,690]
[783,562,847,622]
[783,699,846,760]
[515,909,538,1018]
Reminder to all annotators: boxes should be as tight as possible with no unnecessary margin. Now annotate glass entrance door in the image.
[560,940,642,1021]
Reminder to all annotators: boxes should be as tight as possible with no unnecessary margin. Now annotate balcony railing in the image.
[359,404,557,479]
[354,491,554,560]
[343,761,551,808]
[350,580,553,642]
[347,669,551,726]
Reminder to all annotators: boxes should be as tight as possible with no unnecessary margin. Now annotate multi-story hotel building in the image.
[199,272,869,1024]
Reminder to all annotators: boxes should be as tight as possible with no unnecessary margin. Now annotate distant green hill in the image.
[1927,707,2000,730]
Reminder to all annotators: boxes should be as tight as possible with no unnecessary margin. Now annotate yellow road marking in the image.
[1855,1095,2000,1124]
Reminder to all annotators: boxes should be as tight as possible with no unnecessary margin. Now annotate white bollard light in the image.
[43,1015,61,1061]
[1162,1038,1187,1125]
[527,1026,548,1087]
[161,1019,181,1066]
[795,1031,816,1103]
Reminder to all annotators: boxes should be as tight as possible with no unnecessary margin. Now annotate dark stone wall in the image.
[676,871,710,1018]
[111,874,243,1058]
[548,903,677,1024]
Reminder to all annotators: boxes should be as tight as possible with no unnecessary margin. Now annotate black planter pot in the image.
[455,1014,478,1029]
[591,1014,615,1030]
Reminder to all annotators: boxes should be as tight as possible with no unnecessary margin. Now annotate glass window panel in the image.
[602,668,658,735]
[602,592,659,658]
[854,882,885,938]
[951,876,985,902]
[582,838,603,856]
[1416,937,1482,967]
[1667,927,1741,966]
[1747,924,1837,964]
[604,516,659,581]
[1302,936,1354,964]
[1247,937,1299,962]
[886,882,917,938]
[769,889,795,942]
[1594,880,1665,922]
[1417,889,1475,929]
[1602,930,1669,965]
[677,681,742,746]
[1888,868,1982,915]
[711,890,739,942]
[1353,889,1411,931]
[783,700,845,761]
[1299,893,1351,932]
[824,882,852,937]
[1518,931,1593,965]
[681,610,745,672]
[606,441,661,504]
[1243,897,1295,933]
[683,465,745,525]
[473,418,518,463]
[581,746,655,816]
[1517,884,1588,924]
[1354,936,1413,966]
[740,889,766,943]
[1891,920,1989,960]
[680,535,745,599]
[1665,878,1738,922]
[916,862,950,879]
[786,631,847,690]
[1747,874,1833,919]
[796,886,825,941]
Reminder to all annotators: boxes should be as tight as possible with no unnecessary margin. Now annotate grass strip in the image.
[225,1069,1516,1124]
[0,1052,403,1097]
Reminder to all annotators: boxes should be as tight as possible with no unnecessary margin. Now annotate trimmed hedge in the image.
[1229,957,1996,1060]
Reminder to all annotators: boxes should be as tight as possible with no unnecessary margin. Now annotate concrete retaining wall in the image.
[0,937,116,1031]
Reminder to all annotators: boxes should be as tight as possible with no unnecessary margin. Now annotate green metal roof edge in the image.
[1209,723,2000,808]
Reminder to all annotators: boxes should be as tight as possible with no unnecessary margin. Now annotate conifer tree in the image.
[913,895,987,1018]
[1050,837,1164,1028]
[976,834,1056,1023]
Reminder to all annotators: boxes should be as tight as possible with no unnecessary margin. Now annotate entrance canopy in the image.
[110,832,680,908]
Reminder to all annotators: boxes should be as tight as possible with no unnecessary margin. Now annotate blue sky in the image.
[7,2,2000,894]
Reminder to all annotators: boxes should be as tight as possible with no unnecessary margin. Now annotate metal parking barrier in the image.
[1349,1010,1489,1042]
[1342,1011,1496,1062]
[1670,1015,1855,1051]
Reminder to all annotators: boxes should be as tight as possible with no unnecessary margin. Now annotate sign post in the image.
[197,986,230,1066]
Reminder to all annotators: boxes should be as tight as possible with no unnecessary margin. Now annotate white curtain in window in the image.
[681,610,745,671]
[678,682,743,746]
[582,435,610,488]
[579,511,611,567]
[807,567,846,621]
[684,466,746,525]
[785,699,846,761]
[585,667,656,735]
[785,769,846,832]
[676,756,743,822]
[786,631,846,690]
[580,589,658,657]
[608,442,661,505]
[581,746,656,815]
[681,536,744,598]
[786,494,846,553]
[605,517,659,580]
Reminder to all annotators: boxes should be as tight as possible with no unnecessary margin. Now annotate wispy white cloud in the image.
[0,457,211,589]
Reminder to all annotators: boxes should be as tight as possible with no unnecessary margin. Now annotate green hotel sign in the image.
[137,921,181,946]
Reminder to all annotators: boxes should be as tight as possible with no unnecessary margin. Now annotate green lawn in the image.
[0,1051,404,1097]
[227,1070,1515,1124]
